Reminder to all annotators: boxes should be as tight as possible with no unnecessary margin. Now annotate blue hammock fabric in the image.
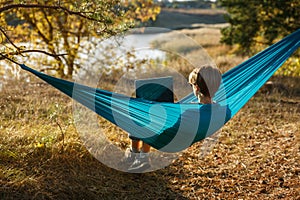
[19,29,300,152]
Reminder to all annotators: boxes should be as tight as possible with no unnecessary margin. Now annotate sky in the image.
[157,0,216,2]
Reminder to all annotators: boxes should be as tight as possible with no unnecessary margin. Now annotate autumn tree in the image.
[0,0,160,77]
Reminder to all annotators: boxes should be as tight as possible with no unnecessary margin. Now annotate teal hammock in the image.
[15,29,300,152]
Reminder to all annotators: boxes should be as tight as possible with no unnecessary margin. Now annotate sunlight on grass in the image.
[1,22,300,200]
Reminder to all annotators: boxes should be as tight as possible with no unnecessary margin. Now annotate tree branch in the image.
[41,8,54,40]
[0,52,22,65]
[22,11,51,44]
[0,26,20,51]
[1,27,61,59]
[0,4,106,23]
[7,49,67,58]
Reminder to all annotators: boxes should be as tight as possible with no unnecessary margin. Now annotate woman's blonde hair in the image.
[189,65,222,98]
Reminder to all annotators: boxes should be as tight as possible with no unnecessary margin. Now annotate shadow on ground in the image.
[1,148,189,200]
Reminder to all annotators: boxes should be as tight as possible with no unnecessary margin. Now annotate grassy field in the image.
[1,9,300,199]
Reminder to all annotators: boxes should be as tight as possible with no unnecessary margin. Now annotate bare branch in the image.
[0,52,21,65]
[0,49,67,65]
[21,50,67,58]
[0,26,20,51]
[8,49,67,58]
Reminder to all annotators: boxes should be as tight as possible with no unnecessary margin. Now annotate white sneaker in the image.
[128,153,151,173]
[120,148,138,165]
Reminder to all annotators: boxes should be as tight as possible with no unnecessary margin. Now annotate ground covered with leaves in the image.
[1,70,300,200]
[1,8,300,200]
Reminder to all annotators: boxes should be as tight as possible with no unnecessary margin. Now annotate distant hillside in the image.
[158,0,219,9]
[148,8,227,30]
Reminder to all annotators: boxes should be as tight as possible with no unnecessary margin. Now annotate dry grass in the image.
[1,9,300,200]
[1,71,299,200]
[152,27,248,75]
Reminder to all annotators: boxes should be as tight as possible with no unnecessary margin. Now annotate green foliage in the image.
[220,0,300,76]
[276,57,300,77]
[220,0,300,55]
